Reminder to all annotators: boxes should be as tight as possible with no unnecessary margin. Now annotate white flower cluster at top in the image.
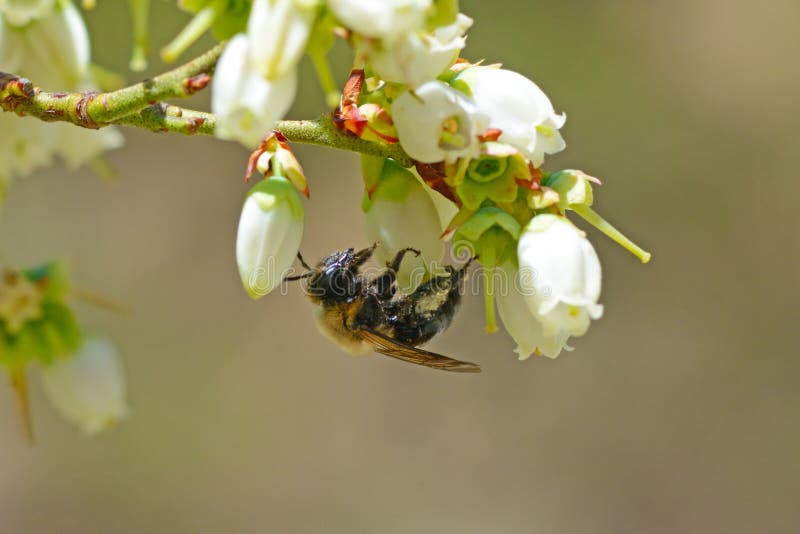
[229,0,650,360]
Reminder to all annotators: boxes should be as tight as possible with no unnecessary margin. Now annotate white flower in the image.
[517,214,603,351]
[246,0,317,80]
[0,3,123,185]
[0,0,55,26]
[328,0,431,42]
[40,338,129,435]
[212,34,297,148]
[236,177,305,299]
[363,161,447,290]
[458,66,566,167]
[368,13,472,88]
[10,0,89,88]
[391,81,489,163]
[495,264,571,359]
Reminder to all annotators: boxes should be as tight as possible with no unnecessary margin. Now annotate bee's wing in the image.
[357,328,481,373]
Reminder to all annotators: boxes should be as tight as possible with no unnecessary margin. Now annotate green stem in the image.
[482,252,497,333]
[0,44,414,163]
[160,0,224,63]
[309,50,340,109]
[573,204,652,263]
[128,0,151,71]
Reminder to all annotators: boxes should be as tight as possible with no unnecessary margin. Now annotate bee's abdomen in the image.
[387,281,462,346]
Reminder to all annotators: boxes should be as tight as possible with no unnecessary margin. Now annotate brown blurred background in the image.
[2,0,799,532]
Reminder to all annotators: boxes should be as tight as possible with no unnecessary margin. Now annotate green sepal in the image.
[361,159,416,212]
[247,176,305,220]
[22,261,70,301]
[453,207,521,268]
[544,169,594,210]
[1,301,83,368]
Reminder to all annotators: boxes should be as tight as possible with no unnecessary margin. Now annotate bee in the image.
[286,243,480,373]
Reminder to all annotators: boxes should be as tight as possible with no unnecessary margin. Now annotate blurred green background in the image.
[2,0,799,532]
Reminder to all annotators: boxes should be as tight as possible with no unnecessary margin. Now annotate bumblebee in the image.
[286,243,480,373]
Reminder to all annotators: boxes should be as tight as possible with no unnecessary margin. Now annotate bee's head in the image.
[305,248,363,303]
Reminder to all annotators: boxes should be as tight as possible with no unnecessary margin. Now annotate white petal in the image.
[247,0,315,80]
[392,81,488,163]
[212,35,297,148]
[364,174,444,291]
[40,338,129,435]
[458,67,566,165]
[328,0,431,41]
[496,265,570,359]
[0,0,55,26]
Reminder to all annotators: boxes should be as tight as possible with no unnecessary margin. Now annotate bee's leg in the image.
[372,247,420,300]
[387,247,421,273]
[297,252,312,270]
[350,242,379,269]
[454,255,478,281]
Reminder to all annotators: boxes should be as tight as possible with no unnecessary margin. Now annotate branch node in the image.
[183,73,211,95]
[75,92,101,129]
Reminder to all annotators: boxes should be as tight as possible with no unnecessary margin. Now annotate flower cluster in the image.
[0,0,123,199]
[230,0,650,360]
[0,262,128,437]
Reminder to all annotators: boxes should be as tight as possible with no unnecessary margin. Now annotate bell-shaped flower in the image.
[517,214,603,347]
[328,0,431,42]
[0,0,55,27]
[247,0,318,80]
[362,158,446,291]
[0,2,123,187]
[391,81,489,163]
[368,13,472,88]
[457,66,566,168]
[40,337,129,435]
[212,34,297,148]
[495,264,572,359]
[236,177,305,299]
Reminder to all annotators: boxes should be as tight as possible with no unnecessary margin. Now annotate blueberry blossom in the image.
[457,66,566,168]
[362,157,447,290]
[246,0,318,80]
[236,177,305,299]
[368,13,472,88]
[495,264,571,359]
[40,337,129,435]
[391,80,489,163]
[0,1,123,189]
[328,0,431,42]
[211,34,297,148]
[516,214,603,354]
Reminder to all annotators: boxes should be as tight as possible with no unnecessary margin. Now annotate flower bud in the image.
[391,81,489,163]
[252,133,309,196]
[368,13,472,88]
[457,66,566,167]
[40,337,129,435]
[545,169,596,211]
[212,34,297,148]
[236,177,305,299]
[247,0,318,80]
[362,159,446,291]
[517,214,603,345]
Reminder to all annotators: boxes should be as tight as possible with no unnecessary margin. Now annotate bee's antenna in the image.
[297,252,312,270]
[284,272,313,282]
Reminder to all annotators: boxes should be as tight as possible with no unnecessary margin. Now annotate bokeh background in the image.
[2,0,799,532]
